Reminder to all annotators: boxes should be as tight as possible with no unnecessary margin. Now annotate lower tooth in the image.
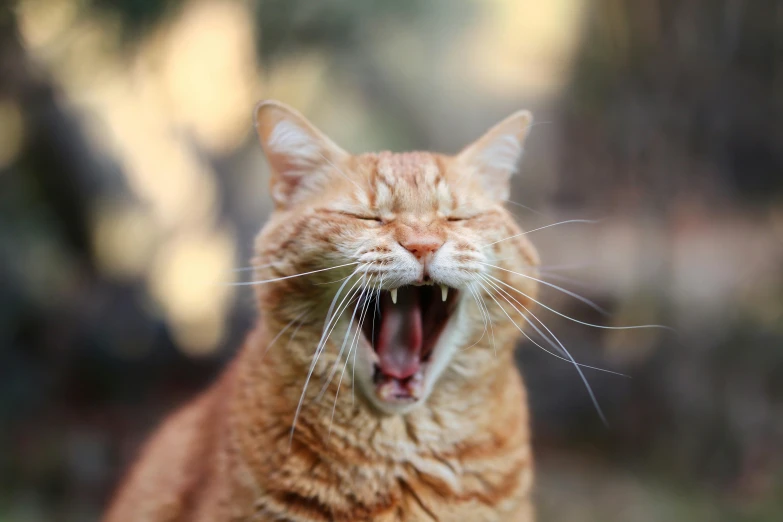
[441,285,448,301]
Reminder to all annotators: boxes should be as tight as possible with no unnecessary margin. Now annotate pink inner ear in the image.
[275,155,304,178]
[456,111,533,200]
[255,105,350,205]
[269,155,304,203]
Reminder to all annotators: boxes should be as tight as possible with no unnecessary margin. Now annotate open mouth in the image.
[356,285,460,403]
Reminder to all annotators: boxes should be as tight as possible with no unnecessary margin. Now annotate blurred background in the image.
[1,0,782,520]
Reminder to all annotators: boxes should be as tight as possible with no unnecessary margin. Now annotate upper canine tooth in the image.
[441,285,449,302]
[390,288,398,304]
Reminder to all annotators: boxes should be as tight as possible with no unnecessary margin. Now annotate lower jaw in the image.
[357,285,459,409]
[373,365,428,404]
[346,344,433,414]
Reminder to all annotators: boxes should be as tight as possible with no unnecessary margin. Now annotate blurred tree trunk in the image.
[549,0,783,488]
[1,4,114,273]
[557,0,783,210]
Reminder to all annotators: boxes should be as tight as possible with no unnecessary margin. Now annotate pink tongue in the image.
[375,289,423,380]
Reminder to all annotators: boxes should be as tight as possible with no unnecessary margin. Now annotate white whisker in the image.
[485,273,672,332]
[321,269,362,338]
[462,283,489,351]
[470,282,496,356]
[318,278,368,400]
[357,276,384,405]
[482,219,600,249]
[477,275,627,377]
[260,310,309,360]
[476,276,608,425]
[228,262,360,286]
[285,313,308,351]
[313,265,368,285]
[316,151,364,192]
[289,273,363,449]
[503,198,547,217]
[523,301,609,426]
[537,271,602,293]
[312,279,365,370]
[480,262,609,315]
[329,280,376,438]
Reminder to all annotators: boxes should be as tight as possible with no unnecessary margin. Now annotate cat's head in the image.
[252,101,538,415]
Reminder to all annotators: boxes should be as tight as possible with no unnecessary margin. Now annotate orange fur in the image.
[104,101,539,521]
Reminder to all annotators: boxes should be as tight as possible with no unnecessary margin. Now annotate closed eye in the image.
[447,210,481,222]
[341,213,383,222]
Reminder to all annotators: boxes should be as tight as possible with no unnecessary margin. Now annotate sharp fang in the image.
[390,288,398,304]
[441,285,448,302]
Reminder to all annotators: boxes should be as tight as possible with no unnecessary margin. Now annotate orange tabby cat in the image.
[104,101,540,521]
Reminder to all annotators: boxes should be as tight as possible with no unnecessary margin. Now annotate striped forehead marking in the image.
[375,152,441,187]
[367,152,452,214]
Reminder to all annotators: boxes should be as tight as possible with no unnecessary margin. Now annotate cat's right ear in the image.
[254,100,348,206]
[455,110,533,202]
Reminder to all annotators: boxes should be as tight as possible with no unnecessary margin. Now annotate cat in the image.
[104,100,540,521]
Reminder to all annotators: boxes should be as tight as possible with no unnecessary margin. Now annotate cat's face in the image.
[252,101,538,415]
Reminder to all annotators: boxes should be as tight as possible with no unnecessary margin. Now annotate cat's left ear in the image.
[254,100,349,206]
[455,110,533,201]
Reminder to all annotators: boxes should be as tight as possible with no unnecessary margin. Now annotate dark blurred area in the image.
[1,1,782,520]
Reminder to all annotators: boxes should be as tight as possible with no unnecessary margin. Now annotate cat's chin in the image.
[358,361,437,415]
[351,284,465,415]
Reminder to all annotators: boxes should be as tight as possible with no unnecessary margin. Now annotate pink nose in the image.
[400,234,444,260]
